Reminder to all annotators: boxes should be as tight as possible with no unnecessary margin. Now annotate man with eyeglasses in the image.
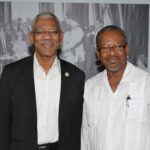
[81,25,150,150]
[0,12,85,150]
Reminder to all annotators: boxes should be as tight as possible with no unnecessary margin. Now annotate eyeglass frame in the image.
[98,44,126,53]
[32,29,61,37]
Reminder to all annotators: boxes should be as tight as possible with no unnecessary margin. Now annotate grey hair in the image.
[31,12,61,31]
[96,25,128,49]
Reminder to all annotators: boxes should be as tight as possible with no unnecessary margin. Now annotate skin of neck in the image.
[107,61,127,92]
[35,52,56,74]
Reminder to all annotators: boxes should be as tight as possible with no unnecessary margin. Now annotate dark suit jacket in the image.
[0,56,85,150]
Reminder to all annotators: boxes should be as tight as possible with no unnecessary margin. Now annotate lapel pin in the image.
[65,72,69,77]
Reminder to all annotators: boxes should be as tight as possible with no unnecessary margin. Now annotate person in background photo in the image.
[0,12,85,150]
[81,25,150,150]
[60,14,85,69]
[12,30,29,60]
[0,22,7,55]
[26,17,32,32]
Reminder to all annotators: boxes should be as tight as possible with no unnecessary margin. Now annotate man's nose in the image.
[43,32,53,39]
[109,47,116,55]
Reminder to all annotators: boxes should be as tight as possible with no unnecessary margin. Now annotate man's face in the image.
[96,30,128,73]
[30,18,63,59]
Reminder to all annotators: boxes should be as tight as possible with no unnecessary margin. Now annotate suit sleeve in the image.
[0,67,11,150]
[71,73,85,150]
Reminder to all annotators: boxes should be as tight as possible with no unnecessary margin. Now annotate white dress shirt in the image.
[34,55,61,144]
[82,62,150,150]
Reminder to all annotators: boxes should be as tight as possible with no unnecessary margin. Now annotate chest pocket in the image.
[127,98,146,122]
[127,82,147,123]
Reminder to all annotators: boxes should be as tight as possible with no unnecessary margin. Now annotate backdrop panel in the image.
[0,1,149,79]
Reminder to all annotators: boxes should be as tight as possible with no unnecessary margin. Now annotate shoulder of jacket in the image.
[60,59,85,75]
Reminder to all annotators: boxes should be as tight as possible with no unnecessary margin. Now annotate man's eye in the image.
[51,31,59,34]
[33,30,60,35]
[101,47,109,51]
[34,30,44,34]
[37,31,43,34]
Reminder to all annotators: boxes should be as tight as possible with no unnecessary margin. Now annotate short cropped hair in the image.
[31,12,61,31]
[96,25,127,49]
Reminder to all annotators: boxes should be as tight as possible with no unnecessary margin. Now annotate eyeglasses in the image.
[33,29,61,36]
[99,44,126,53]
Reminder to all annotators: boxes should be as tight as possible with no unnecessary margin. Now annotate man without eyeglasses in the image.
[0,12,85,150]
[81,25,150,150]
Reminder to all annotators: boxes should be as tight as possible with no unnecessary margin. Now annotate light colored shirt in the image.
[81,62,150,150]
[34,55,61,144]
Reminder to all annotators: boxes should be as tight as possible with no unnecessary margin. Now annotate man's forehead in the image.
[98,32,124,45]
[34,19,59,29]
[100,31,123,40]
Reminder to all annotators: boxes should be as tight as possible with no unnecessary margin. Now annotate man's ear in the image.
[28,32,34,44]
[125,45,128,54]
[60,32,64,42]
[96,50,100,59]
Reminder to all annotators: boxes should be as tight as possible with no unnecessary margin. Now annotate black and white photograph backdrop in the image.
[0,0,149,79]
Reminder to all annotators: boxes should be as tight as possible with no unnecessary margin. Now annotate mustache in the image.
[40,40,56,45]
[106,56,120,62]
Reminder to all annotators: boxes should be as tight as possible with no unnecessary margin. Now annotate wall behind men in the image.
[0,0,149,80]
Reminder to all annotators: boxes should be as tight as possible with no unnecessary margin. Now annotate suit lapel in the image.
[22,56,37,126]
[58,60,71,130]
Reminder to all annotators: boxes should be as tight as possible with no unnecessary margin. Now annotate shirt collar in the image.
[121,61,134,82]
[100,61,131,85]
[33,54,61,77]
